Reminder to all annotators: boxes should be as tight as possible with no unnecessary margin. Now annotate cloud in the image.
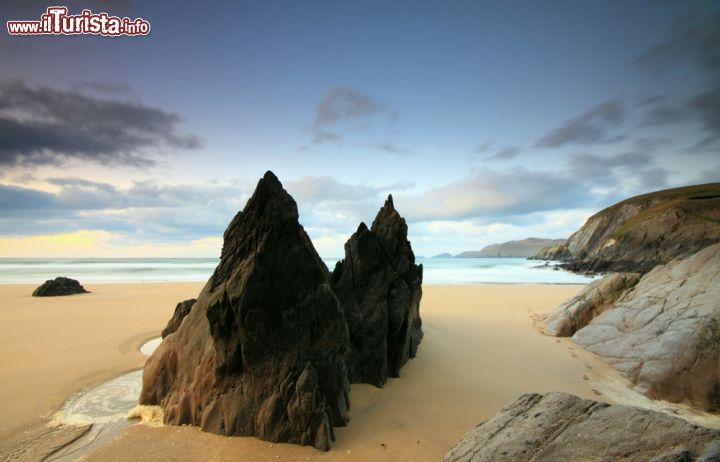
[535,100,624,148]
[686,82,720,150]
[0,81,201,168]
[0,178,249,239]
[307,85,409,154]
[636,12,720,74]
[312,130,342,144]
[397,168,591,222]
[0,230,223,258]
[361,142,411,155]
[474,141,494,154]
[636,13,720,152]
[70,81,135,97]
[485,146,521,161]
[697,164,720,184]
[566,151,669,190]
[314,86,389,127]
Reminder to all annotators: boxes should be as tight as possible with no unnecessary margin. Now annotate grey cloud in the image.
[566,151,669,189]
[363,142,411,155]
[474,141,494,154]
[314,86,388,127]
[637,13,720,74]
[312,130,342,144]
[71,81,135,97]
[535,100,624,148]
[639,167,670,189]
[686,82,720,150]
[485,147,521,161]
[636,95,666,107]
[697,164,720,184]
[308,85,410,154]
[642,104,688,126]
[0,81,201,168]
[637,13,720,152]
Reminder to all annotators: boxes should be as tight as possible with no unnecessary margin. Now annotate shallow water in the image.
[47,338,161,461]
[56,338,160,424]
[139,337,162,356]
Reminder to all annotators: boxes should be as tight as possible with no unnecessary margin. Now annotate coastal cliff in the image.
[457,238,566,258]
[533,183,720,273]
[541,183,720,412]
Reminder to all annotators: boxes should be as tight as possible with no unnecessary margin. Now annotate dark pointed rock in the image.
[140,171,350,450]
[160,299,196,338]
[331,195,423,387]
[32,277,88,297]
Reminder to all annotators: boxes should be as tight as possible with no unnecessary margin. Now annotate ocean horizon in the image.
[0,257,595,285]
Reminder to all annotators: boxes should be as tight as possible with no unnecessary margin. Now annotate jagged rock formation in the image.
[544,272,640,337]
[32,277,89,297]
[330,196,423,387]
[532,183,720,273]
[456,238,566,258]
[160,299,196,338]
[571,242,720,411]
[140,172,350,450]
[444,392,720,462]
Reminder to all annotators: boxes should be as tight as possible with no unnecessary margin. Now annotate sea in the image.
[0,257,595,285]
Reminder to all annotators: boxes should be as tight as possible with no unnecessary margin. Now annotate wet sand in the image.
[0,282,626,461]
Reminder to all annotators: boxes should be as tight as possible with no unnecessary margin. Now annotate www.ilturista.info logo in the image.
[7,6,151,36]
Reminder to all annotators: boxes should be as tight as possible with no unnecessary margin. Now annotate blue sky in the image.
[0,0,718,257]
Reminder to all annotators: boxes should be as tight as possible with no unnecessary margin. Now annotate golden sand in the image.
[1,283,624,461]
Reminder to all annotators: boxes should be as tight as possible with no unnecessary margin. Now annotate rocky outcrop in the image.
[32,277,89,297]
[531,243,572,260]
[160,299,196,338]
[571,243,720,411]
[535,183,720,273]
[457,238,566,258]
[140,172,350,450]
[330,196,423,387]
[544,272,640,337]
[444,392,720,462]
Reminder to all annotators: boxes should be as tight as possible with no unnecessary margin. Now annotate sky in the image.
[0,0,718,258]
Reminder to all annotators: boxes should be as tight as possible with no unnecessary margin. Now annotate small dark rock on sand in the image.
[32,277,89,297]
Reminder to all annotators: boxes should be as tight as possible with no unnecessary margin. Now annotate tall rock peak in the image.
[140,172,349,451]
[331,199,423,387]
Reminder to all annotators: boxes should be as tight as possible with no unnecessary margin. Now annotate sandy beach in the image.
[0,282,636,461]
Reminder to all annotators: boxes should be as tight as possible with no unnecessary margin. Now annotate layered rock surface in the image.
[160,298,196,338]
[32,277,89,297]
[544,272,640,337]
[572,242,720,411]
[331,196,423,387]
[445,392,720,462]
[140,172,350,450]
[533,183,720,273]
